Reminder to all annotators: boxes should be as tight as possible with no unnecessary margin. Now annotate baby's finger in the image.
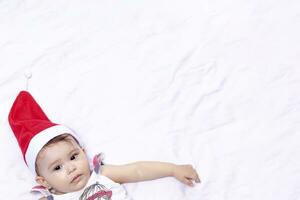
[188,169,200,181]
[195,175,201,183]
[183,178,194,187]
[193,170,201,183]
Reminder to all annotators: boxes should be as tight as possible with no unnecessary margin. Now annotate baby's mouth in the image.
[71,174,82,183]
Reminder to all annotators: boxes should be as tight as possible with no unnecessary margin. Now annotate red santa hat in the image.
[8,91,80,174]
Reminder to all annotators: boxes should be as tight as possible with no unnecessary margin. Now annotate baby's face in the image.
[35,137,91,194]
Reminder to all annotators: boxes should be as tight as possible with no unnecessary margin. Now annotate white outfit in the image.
[31,154,132,200]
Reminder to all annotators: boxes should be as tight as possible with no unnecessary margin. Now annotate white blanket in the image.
[0,0,299,199]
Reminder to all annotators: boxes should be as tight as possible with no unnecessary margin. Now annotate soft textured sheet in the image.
[1,0,300,199]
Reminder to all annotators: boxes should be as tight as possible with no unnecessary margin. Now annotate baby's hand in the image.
[172,164,201,187]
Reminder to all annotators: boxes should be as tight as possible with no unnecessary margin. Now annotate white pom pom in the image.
[24,69,32,79]
[24,69,32,90]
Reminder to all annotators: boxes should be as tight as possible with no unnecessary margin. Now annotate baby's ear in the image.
[35,176,50,188]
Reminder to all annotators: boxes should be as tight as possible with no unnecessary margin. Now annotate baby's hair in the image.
[35,133,80,175]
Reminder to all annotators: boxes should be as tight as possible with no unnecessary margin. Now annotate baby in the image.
[35,133,200,199]
[8,91,200,200]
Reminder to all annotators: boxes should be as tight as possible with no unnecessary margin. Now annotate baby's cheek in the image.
[50,172,66,184]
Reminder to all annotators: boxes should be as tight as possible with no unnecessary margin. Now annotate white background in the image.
[0,0,300,199]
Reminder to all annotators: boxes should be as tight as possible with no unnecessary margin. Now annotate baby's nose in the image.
[66,163,76,174]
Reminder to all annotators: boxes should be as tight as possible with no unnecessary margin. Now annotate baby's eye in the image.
[54,165,61,171]
[70,153,78,160]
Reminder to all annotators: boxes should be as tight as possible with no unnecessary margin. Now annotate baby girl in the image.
[8,91,200,199]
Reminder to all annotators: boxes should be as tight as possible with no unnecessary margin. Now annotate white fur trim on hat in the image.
[25,125,80,175]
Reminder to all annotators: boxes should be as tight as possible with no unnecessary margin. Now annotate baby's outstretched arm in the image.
[101,161,201,186]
